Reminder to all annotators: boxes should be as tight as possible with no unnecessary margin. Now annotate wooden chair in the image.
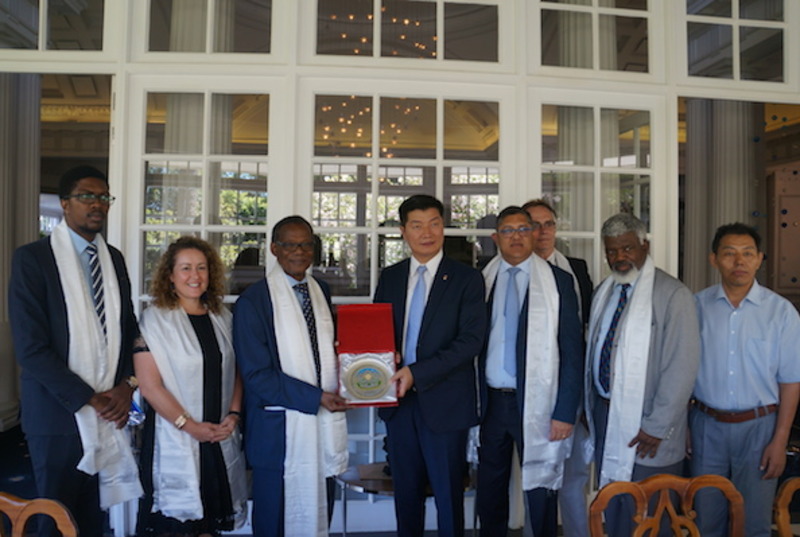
[774,476,800,537]
[588,474,744,537]
[0,492,77,537]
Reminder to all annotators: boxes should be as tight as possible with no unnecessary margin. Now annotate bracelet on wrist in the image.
[227,410,242,418]
[174,411,191,430]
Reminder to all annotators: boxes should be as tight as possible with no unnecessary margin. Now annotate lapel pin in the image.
[443,274,448,280]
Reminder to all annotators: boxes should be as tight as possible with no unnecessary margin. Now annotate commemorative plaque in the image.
[337,303,398,407]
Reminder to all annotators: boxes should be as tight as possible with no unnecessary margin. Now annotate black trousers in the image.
[476,389,558,537]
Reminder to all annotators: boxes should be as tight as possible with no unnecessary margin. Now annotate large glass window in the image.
[686,0,784,81]
[149,0,271,53]
[0,0,104,50]
[316,0,499,62]
[541,103,652,276]
[142,91,270,296]
[312,94,500,297]
[540,0,649,72]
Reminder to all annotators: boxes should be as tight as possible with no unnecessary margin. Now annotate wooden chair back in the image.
[0,492,77,537]
[588,473,744,537]
[774,476,800,537]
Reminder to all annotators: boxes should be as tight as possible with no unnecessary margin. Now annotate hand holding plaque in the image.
[336,304,398,407]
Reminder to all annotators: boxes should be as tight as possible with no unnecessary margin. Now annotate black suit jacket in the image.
[478,263,584,424]
[374,256,487,433]
[566,256,593,326]
[9,236,138,436]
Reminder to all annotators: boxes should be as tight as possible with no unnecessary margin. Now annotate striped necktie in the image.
[86,243,106,337]
[294,282,322,386]
[598,283,630,392]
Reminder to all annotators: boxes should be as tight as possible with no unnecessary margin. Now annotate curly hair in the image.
[150,236,226,314]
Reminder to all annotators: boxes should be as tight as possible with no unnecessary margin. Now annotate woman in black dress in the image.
[134,236,247,536]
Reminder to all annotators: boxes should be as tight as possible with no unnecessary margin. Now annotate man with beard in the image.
[586,213,699,536]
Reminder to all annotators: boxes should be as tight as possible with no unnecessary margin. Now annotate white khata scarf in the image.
[483,254,570,490]
[266,265,348,537]
[139,306,247,527]
[586,256,654,486]
[50,219,142,508]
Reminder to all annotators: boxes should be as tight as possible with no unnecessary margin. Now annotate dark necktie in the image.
[404,265,427,366]
[86,243,106,337]
[504,267,521,376]
[294,282,322,386]
[598,283,630,392]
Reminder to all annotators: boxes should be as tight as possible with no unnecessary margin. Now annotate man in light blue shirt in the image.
[691,222,800,537]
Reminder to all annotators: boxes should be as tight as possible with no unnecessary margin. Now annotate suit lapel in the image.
[419,257,451,338]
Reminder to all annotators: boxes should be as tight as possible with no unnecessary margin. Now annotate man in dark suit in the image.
[9,166,141,536]
[374,195,487,537]
[233,215,348,537]
[476,206,583,537]
[523,198,593,537]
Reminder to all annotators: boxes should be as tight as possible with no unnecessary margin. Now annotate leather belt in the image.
[489,387,516,395]
[693,400,778,423]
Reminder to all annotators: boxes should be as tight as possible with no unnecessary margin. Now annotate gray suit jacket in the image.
[588,268,700,468]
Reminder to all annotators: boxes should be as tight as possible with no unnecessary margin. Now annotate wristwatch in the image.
[125,376,139,390]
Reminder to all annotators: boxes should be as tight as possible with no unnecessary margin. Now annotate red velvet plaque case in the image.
[337,303,398,407]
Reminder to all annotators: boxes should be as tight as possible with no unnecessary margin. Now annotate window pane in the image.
[380,98,436,159]
[542,0,591,5]
[381,0,436,59]
[740,0,782,21]
[315,232,371,296]
[601,109,651,168]
[377,231,407,269]
[374,166,436,224]
[207,231,267,295]
[444,100,499,160]
[48,0,103,50]
[686,0,731,16]
[149,0,208,52]
[555,237,594,275]
[142,230,186,293]
[317,0,373,56]
[315,95,373,157]
[687,23,732,78]
[144,161,203,224]
[1,0,38,49]
[214,0,271,53]
[313,164,370,227]
[541,171,595,232]
[599,15,648,72]
[211,94,269,155]
[212,161,268,226]
[541,10,592,68]
[542,105,595,166]
[146,93,205,154]
[599,0,648,8]
[444,166,499,230]
[740,27,783,82]
[601,173,650,231]
[443,3,498,62]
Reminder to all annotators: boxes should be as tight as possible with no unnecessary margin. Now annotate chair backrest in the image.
[774,476,800,537]
[588,473,744,537]
[0,492,78,537]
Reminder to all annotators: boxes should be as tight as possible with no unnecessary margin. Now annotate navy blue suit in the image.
[566,256,593,327]
[374,255,487,537]
[8,236,138,536]
[232,277,332,537]
[476,262,584,537]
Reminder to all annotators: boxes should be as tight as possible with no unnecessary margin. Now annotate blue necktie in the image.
[599,283,630,392]
[86,243,106,337]
[404,265,427,366]
[504,267,521,376]
[294,282,322,386]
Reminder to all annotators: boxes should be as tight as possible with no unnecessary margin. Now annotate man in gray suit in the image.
[586,213,699,536]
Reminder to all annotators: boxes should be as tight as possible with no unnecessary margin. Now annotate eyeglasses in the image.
[497,226,534,236]
[275,241,315,253]
[62,193,116,206]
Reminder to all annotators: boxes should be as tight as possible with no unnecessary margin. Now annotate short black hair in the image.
[399,195,444,226]
[272,215,314,243]
[521,198,557,219]
[496,206,533,229]
[58,165,108,198]
[711,222,761,253]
